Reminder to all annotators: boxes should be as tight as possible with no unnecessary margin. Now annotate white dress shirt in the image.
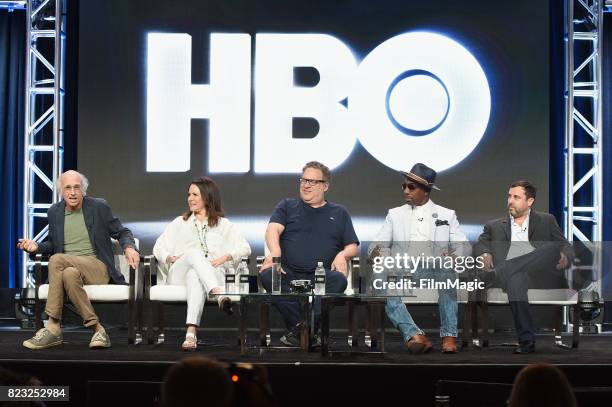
[407,199,434,242]
[506,210,535,260]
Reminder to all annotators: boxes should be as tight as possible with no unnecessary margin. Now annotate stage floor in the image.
[1,326,611,364]
[2,327,612,406]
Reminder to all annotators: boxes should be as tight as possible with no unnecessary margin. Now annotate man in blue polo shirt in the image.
[260,161,360,347]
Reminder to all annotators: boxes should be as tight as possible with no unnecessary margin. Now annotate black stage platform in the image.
[2,326,612,406]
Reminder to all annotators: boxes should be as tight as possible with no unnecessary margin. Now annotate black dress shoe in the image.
[514,341,535,354]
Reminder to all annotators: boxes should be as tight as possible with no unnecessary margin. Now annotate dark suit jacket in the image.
[37,196,137,284]
[474,210,574,288]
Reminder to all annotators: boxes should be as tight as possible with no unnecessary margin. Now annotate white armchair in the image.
[142,255,258,345]
[34,238,143,344]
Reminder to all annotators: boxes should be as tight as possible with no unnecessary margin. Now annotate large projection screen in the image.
[77,0,550,253]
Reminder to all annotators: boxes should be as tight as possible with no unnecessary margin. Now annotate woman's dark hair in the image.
[182,177,224,227]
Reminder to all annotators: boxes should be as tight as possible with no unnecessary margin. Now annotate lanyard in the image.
[194,219,209,258]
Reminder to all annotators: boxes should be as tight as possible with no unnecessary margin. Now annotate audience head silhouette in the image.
[161,356,233,407]
[509,363,576,407]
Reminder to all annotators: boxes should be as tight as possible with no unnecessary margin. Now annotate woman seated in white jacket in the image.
[153,177,251,350]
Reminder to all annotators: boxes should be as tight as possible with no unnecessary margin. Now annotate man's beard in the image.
[509,207,525,217]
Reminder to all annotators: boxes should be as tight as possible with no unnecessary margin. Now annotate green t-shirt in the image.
[64,208,96,257]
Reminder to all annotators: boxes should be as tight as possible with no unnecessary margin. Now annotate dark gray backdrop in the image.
[77,0,550,252]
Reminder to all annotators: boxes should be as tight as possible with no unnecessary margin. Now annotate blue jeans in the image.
[385,268,458,341]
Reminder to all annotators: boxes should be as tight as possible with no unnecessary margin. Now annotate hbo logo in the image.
[147,32,490,173]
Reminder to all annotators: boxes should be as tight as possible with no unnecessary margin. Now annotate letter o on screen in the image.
[352,31,491,172]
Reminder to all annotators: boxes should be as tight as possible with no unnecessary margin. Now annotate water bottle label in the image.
[315,275,326,284]
[226,275,236,283]
[239,275,249,283]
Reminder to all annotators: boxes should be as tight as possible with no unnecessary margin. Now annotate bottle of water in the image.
[238,257,250,294]
[314,261,326,295]
[271,256,281,294]
[225,262,236,294]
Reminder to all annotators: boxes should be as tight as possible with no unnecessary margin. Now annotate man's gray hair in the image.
[56,170,89,195]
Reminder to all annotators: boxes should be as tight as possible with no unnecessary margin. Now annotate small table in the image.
[237,293,313,355]
[320,294,394,356]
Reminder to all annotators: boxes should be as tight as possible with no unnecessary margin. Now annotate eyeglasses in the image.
[401,182,418,191]
[64,184,82,192]
[299,178,326,186]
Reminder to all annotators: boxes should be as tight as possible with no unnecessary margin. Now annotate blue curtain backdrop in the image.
[0,10,25,289]
[549,0,565,225]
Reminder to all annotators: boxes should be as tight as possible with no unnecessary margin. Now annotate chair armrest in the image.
[142,255,157,289]
[142,255,157,303]
[349,257,360,292]
[33,253,48,297]
[256,256,265,272]
[128,255,150,286]
[255,256,266,292]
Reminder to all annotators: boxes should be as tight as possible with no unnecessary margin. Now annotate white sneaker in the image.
[89,330,111,349]
[23,328,63,350]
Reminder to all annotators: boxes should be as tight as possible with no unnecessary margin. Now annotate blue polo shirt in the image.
[269,198,359,274]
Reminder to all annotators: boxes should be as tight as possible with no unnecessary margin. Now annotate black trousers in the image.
[495,242,563,342]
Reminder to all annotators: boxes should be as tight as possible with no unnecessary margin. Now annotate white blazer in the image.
[369,200,470,258]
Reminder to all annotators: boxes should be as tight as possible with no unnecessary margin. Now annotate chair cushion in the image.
[150,285,187,302]
[485,288,578,304]
[38,283,130,302]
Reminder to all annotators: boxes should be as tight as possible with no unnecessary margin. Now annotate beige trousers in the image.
[45,253,109,327]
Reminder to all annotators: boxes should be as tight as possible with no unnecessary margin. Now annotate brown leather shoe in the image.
[404,334,433,354]
[441,336,457,353]
[218,296,234,316]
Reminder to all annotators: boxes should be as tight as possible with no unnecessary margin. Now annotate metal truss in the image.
[21,0,65,288]
[565,0,605,336]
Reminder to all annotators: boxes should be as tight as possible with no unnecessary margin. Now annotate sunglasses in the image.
[401,182,418,191]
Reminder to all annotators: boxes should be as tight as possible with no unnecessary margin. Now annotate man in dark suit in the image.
[17,170,139,349]
[474,180,573,354]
